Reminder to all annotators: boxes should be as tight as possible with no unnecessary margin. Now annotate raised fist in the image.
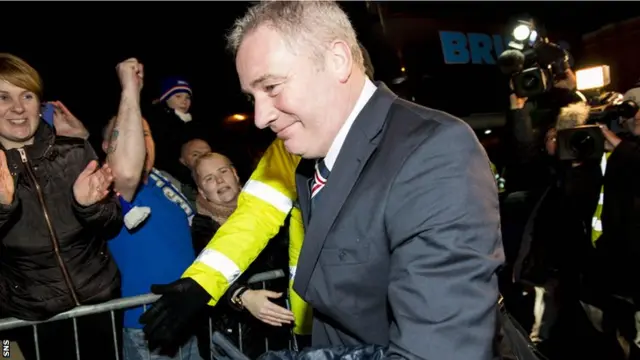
[116,58,144,93]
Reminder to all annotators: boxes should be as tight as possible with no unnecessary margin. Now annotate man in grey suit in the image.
[229,1,504,359]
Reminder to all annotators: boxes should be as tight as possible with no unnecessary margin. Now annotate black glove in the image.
[139,278,211,352]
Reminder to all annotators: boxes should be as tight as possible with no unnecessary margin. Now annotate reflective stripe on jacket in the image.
[490,162,506,193]
[591,152,611,247]
[182,139,312,334]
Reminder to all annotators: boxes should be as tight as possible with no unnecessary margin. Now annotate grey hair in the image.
[226,1,364,72]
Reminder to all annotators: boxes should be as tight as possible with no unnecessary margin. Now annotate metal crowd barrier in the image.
[0,270,288,360]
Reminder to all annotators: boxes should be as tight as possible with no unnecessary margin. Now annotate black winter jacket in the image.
[591,135,640,303]
[0,123,123,321]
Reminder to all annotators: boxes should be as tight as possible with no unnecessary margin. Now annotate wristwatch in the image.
[231,287,250,309]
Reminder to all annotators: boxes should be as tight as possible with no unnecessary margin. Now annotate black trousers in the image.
[3,310,123,360]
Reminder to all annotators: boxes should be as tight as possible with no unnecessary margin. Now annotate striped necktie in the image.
[310,159,330,214]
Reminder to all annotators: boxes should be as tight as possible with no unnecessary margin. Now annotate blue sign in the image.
[439,31,508,65]
[439,31,573,66]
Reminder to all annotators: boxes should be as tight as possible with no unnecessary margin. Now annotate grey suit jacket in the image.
[292,84,504,360]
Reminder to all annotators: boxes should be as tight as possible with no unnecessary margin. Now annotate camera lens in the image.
[619,100,639,119]
[569,131,595,158]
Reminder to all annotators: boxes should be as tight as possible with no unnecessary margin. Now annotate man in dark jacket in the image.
[586,89,640,357]
[229,2,503,359]
[507,88,608,359]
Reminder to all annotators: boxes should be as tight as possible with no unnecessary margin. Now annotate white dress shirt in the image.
[324,78,378,171]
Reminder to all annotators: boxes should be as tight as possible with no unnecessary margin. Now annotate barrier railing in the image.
[0,270,289,360]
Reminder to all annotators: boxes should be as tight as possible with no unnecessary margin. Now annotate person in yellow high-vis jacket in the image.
[140,137,312,351]
[139,44,377,352]
[185,139,312,335]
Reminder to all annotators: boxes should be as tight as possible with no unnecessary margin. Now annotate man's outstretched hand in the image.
[139,278,211,352]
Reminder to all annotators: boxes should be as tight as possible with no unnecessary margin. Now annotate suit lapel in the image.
[293,83,398,296]
[295,159,315,228]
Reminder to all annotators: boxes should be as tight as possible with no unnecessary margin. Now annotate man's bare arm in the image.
[107,60,146,202]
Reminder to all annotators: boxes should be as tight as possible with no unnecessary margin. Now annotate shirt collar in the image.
[324,78,377,171]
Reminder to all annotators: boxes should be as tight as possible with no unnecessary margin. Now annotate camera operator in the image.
[503,68,583,192]
[584,87,640,359]
[504,70,604,356]
[500,69,585,273]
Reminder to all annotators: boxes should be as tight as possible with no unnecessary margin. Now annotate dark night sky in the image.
[1,1,636,170]
[381,2,635,34]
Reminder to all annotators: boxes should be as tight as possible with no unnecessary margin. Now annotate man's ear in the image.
[327,39,353,83]
[179,157,187,167]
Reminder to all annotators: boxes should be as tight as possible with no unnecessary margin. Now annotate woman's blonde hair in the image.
[0,53,43,100]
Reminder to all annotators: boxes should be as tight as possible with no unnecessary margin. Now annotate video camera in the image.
[585,92,639,128]
[555,66,640,161]
[498,20,571,98]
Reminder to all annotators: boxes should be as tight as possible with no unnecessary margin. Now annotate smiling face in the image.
[195,153,241,205]
[0,80,40,149]
[235,25,356,159]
